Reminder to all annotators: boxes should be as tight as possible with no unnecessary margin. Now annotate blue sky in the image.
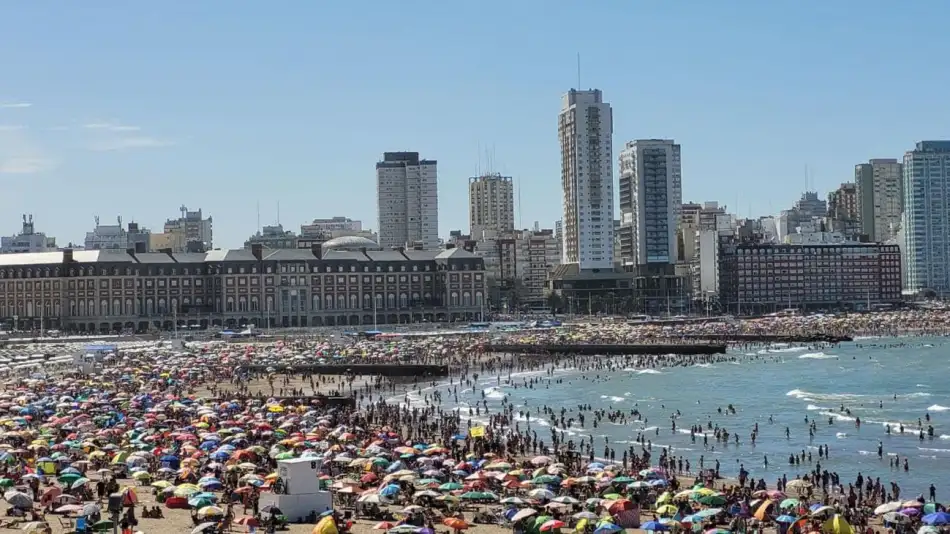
[1,1,948,248]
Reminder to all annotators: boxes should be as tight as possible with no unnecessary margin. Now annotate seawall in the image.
[482,343,727,355]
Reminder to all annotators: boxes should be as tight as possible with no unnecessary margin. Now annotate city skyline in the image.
[3,2,950,247]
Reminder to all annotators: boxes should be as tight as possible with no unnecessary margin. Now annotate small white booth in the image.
[258,457,332,522]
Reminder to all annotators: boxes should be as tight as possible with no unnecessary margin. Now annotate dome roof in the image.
[322,235,381,251]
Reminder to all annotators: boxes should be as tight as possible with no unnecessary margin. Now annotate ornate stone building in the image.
[0,236,486,333]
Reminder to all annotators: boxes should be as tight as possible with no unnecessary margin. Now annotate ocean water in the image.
[437,337,950,497]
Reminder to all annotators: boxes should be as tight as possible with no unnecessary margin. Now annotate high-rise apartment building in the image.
[618,139,683,265]
[376,152,439,250]
[855,159,903,242]
[0,215,56,254]
[558,89,614,269]
[903,141,950,293]
[468,174,514,238]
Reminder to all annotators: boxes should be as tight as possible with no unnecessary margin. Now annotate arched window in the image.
[170,298,179,314]
[349,294,358,309]
[225,297,234,313]
[87,299,95,316]
[100,299,109,316]
[375,293,384,309]
[157,298,167,314]
[196,297,203,306]
[362,293,371,309]
[462,292,472,306]
[125,299,133,315]
[387,293,396,309]
[265,295,273,311]
[475,291,484,306]
[53,301,61,316]
[78,300,85,317]
[311,295,321,311]
[411,292,420,306]
[325,295,333,310]
[146,298,154,315]
[336,295,345,309]
[450,292,459,306]
[399,293,408,308]
[113,299,121,316]
[251,296,260,312]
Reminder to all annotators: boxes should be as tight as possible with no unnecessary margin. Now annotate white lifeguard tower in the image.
[258,457,332,522]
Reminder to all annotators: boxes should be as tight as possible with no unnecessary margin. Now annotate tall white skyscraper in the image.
[902,141,950,293]
[855,158,903,242]
[618,139,682,265]
[558,89,614,269]
[468,174,514,238]
[376,152,439,249]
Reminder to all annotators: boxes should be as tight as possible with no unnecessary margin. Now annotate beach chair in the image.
[58,516,75,529]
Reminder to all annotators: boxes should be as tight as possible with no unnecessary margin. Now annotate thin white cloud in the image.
[0,128,54,174]
[0,102,31,109]
[0,125,24,131]
[84,122,141,132]
[0,158,51,174]
[89,136,174,152]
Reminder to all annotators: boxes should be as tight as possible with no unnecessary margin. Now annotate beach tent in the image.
[35,460,56,475]
[822,515,854,534]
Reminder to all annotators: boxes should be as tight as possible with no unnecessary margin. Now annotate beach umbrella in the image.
[540,520,566,532]
[374,522,396,530]
[4,490,32,509]
[694,509,722,519]
[442,518,469,531]
[92,520,115,532]
[919,527,940,534]
[884,513,912,525]
[192,523,217,534]
[875,502,903,515]
[699,495,727,506]
[511,509,538,522]
[922,512,950,526]
[529,489,555,500]
[573,512,598,520]
[776,515,797,523]
[593,523,622,534]
[234,516,260,527]
[780,498,800,509]
[643,521,668,531]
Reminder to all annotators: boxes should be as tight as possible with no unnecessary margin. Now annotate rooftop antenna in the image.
[476,141,481,177]
[276,201,280,225]
[576,52,581,89]
[517,175,523,230]
[256,201,261,234]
